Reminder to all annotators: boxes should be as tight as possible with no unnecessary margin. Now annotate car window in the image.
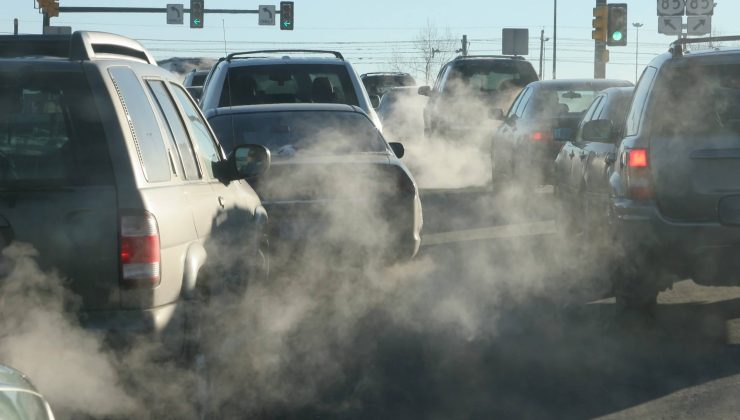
[219,64,359,107]
[652,63,740,137]
[109,67,170,183]
[363,74,415,97]
[209,111,386,155]
[0,69,114,187]
[524,88,602,119]
[444,60,537,96]
[171,84,221,179]
[146,80,201,180]
[625,67,657,136]
[433,65,449,92]
[514,87,534,119]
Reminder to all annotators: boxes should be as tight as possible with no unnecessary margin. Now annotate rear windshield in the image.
[209,111,386,155]
[653,63,740,136]
[525,88,602,118]
[219,64,360,107]
[445,60,538,94]
[0,68,112,188]
[363,74,416,96]
[191,73,207,86]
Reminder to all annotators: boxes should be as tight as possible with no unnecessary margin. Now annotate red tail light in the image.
[532,131,552,141]
[625,148,653,200]
[119,211,161,288]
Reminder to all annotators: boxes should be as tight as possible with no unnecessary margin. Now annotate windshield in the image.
[445,60,538,94]
[653,63,740,136]
[219,64,360,107]
[209,110,386,155]
[363,74,416,96]
[525,88,602,118]
[0,69,112,187]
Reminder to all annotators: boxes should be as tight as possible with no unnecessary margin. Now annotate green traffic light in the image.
[612,31,623,41]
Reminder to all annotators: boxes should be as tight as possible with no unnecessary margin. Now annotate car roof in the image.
[0,365,36,391]
[529,79,633,90]
[362,72,412,77]
[600,86,634,96]
[206,103,364,117]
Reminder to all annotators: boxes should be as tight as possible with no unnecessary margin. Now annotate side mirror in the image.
[490,108,505,121]
[232,144,271,180]
[418,86,431,97]
[553,127,575,142]
[389,142,405,159]
[369,95,381,109]
[582,120,614,142]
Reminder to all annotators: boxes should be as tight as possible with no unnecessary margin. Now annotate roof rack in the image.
[455,55,525,60]
[0,31,155,64]
[226,49,344,60]
[670,35,740,57]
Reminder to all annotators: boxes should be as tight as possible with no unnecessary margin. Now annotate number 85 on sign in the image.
[686,0,714,16]
[657,0,685,16]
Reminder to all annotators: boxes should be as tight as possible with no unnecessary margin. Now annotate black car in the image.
[206,104,423,263]
[605,37,740,310]
[491,79,632,188]
[554,87,633,236]
[418,55,538,140]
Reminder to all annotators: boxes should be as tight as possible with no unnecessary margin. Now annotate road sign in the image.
[167,4,184,25]
[258,5,275,26]
[686,0,714,16]
[657,0,685,16]
[502,28,529,56]
[658,16,682,35]
[687,15,711,35]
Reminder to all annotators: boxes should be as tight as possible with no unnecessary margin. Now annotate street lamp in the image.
[632,22,644,82]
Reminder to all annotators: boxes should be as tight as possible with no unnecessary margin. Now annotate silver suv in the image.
[198,49,382,129]
[0,32,270,350]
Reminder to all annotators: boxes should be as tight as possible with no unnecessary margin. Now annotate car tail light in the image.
[119,211,161,288]
[625,148,653,200]
[532,130,552,142]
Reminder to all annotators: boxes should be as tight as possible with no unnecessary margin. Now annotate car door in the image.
[568,95,606,196]
[583,91,631,216]
[169,83,262,278]
[495,86,533,177]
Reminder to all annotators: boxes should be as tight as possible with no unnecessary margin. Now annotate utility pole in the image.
[552,0,557,79]
[594,0,606,79]
[632,22,643,82]
[13,18,18,35]
[539,30,550,79]
[462,34,468,56]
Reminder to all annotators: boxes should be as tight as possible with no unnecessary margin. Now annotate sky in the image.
[2,0,736,84]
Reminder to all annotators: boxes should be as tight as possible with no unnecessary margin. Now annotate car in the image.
[418,55,539,140]
[554,86,634,236]
[206,103,422,264]
[0,365,55,420]
[604,36,740,311]
[376,86,428,141]
[360,72,416,99]
[198,49,383,130]
[491,79,633,188]
[0,32,270,354]
[183,68,210,102]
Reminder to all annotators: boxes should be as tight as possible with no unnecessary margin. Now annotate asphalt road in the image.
[229,186,740,420]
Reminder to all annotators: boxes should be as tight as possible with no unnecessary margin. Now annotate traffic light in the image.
[37,0,59,17]
[280,1,294,30]
[592,5,607,42]
[607,3,628,46]
[190,0,204,29]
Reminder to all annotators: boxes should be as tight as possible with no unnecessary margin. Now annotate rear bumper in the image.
[78,301,185,349]
[612,197,740,284]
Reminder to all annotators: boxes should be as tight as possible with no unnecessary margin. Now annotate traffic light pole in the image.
[57,7,265,14]
[594,0,606,79]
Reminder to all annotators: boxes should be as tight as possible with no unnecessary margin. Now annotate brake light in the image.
[627,148,648,168]
[625,148,653,200]
[532,131,552,141]
[119,211,161,288]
